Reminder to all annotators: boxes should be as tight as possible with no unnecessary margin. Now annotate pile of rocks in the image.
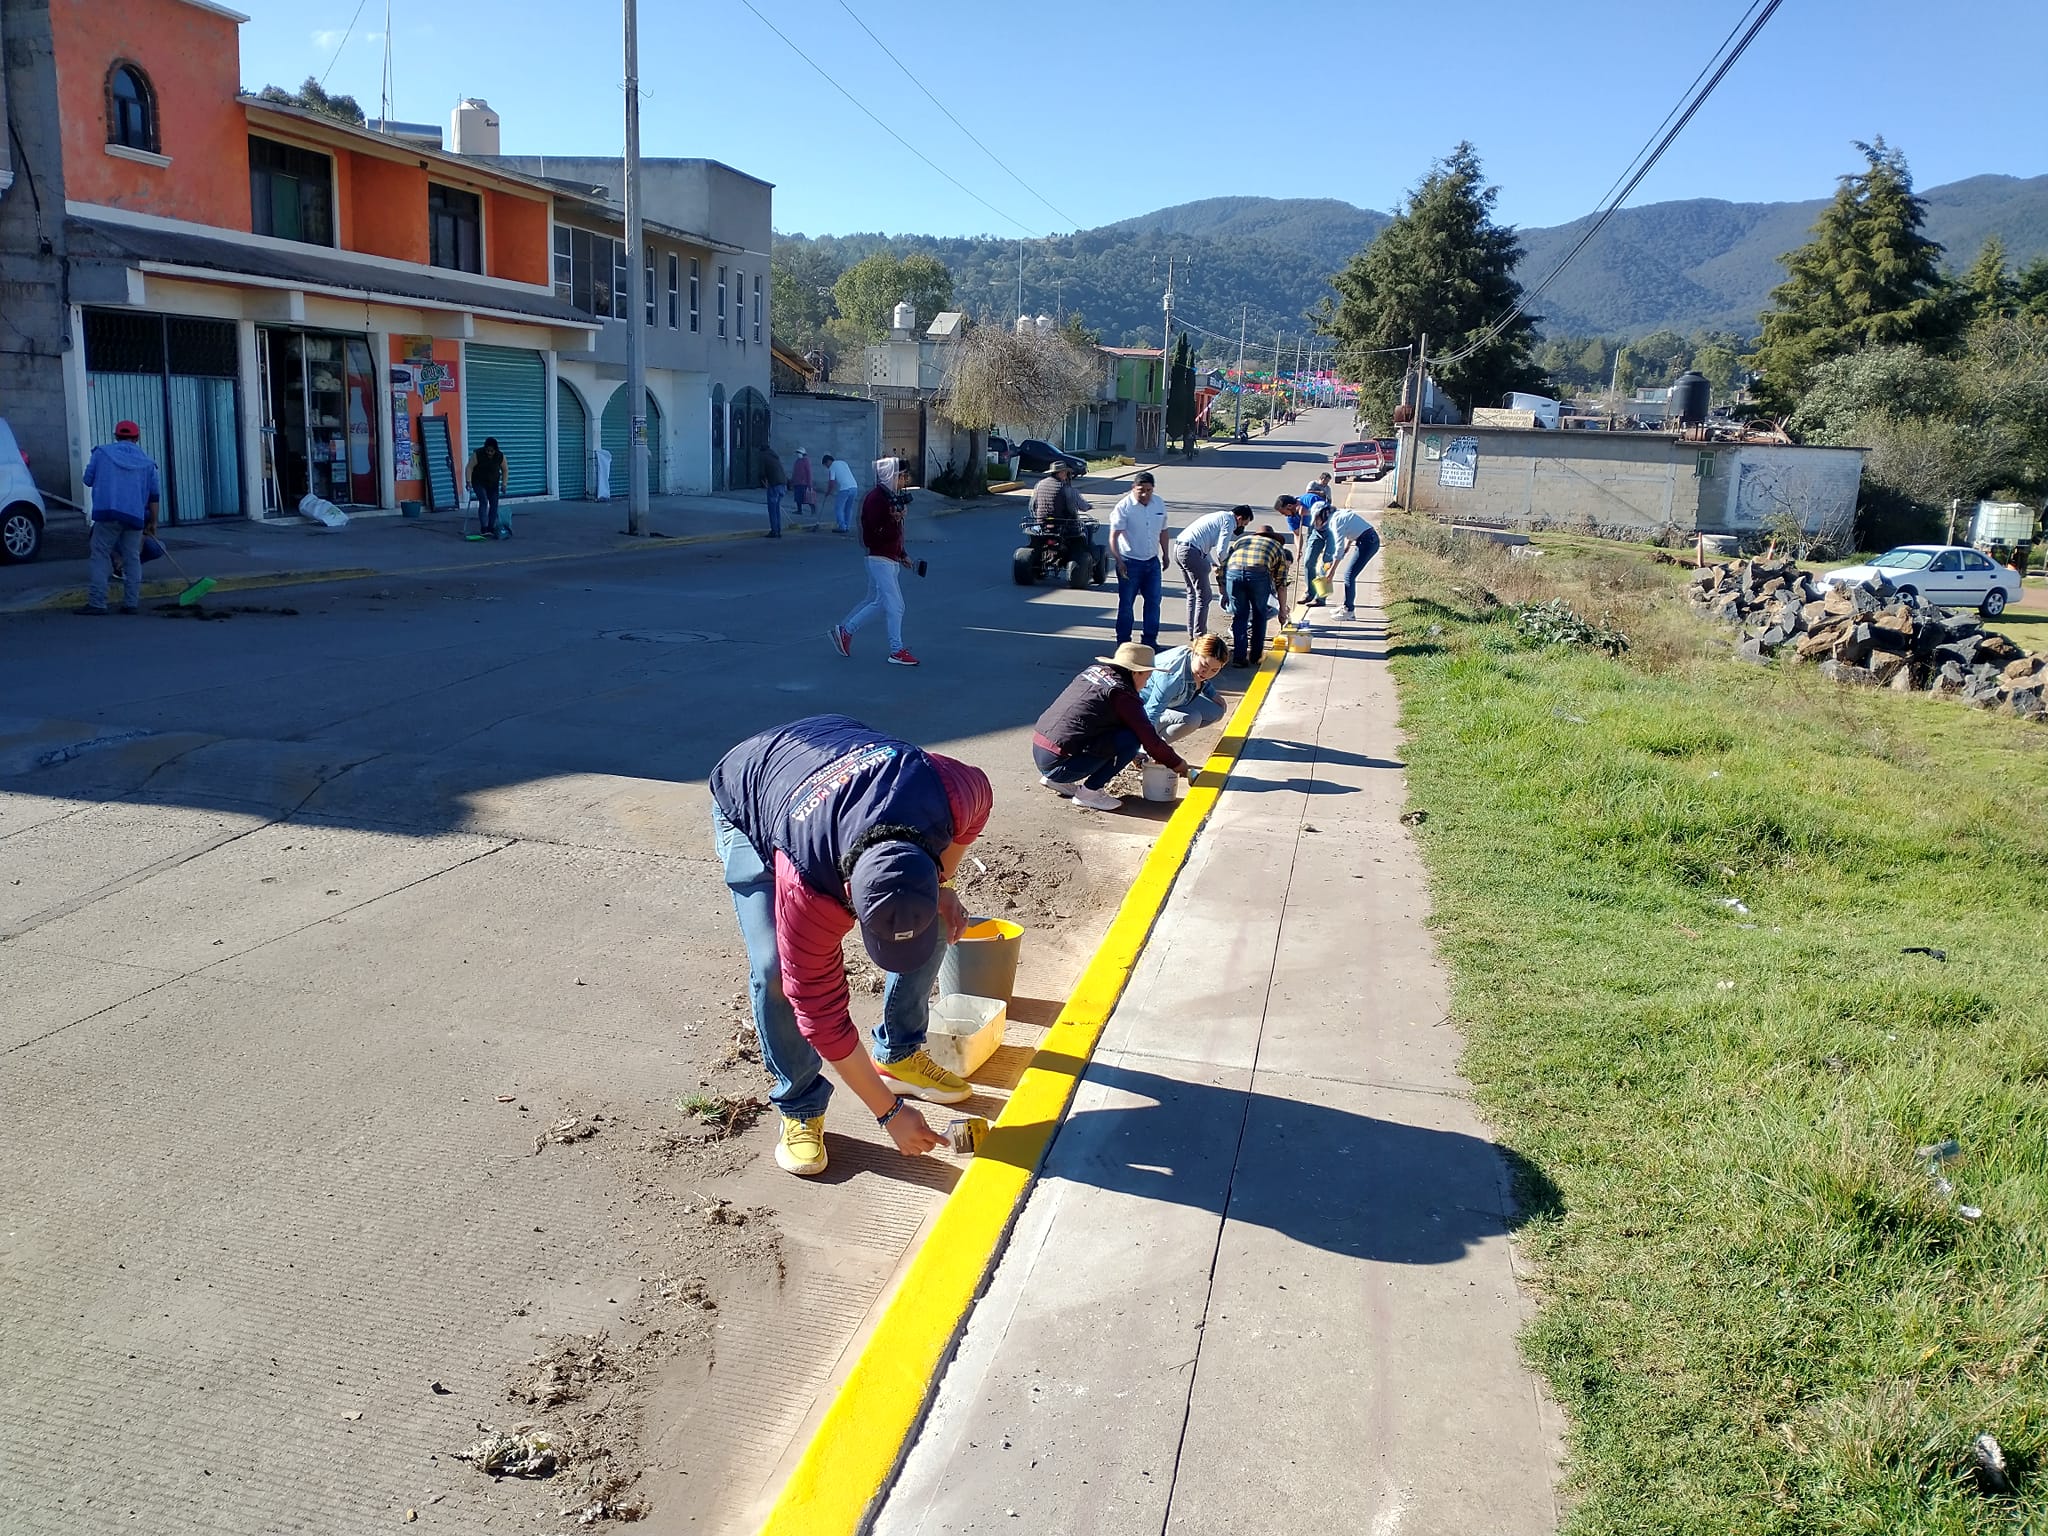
[1687,558,2046,719]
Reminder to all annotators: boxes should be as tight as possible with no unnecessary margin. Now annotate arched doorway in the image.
[710,384,726,493]
[601,386,666,495]
[729,386,769,497]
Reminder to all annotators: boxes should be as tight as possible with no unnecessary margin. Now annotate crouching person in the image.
[709,715,993,1178]
[1140,634,1229,742]
[1033,642,1194,812]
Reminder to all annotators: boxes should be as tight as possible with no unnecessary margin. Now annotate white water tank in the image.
[451,98,501,155]
[890,301,916,338]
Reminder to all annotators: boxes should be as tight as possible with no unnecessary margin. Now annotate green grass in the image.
[1383,525,2048,1534]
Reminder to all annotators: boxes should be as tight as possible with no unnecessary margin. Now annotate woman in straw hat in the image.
[1030,642,1196,812]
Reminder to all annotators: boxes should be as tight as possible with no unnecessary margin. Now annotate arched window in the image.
[108,64,157,153]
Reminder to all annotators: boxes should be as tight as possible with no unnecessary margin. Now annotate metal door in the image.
[463,345,547,495]
[555,378,588,498]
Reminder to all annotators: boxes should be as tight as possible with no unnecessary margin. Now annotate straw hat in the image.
[1096,642,1156,672]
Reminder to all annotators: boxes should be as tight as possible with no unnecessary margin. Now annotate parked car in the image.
[1332,440,1386,481]
[1377,437,1400,462]
[1821,544,2024,618]
[0,418,49,564]
[1014,439,1087,476]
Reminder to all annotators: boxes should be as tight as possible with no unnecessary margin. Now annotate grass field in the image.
[1382,522,2048,1534]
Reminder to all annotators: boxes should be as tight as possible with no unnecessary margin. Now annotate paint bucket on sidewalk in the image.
[938,917,1024,1005]
[1141,762,1179,802]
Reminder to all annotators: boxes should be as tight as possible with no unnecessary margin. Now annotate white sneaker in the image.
[1039,775,1075,797]
[1070,785,1121,811]
[1339,607,1355,620]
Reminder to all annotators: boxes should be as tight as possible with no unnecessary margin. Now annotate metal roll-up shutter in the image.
[464,345,546,495]
[556,378,587,498]
[602,387,664,494]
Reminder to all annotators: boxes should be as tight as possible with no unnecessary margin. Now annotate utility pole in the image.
[1016,238,1024,323]
[1399,333,1427,510]
[622,0,649,534]
[1273,329,1282,430]
[1162,254,1175,362]
[1233,305,1248,438]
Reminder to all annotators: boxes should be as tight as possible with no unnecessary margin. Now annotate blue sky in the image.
[233,0,2048,238]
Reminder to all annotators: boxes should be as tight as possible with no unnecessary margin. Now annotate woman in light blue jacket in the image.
[1139,634,1230,742]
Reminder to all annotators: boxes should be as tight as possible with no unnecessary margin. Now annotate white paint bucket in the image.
[1141,763,1178,802]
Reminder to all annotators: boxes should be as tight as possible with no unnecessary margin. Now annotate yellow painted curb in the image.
[758,639,1292,1536]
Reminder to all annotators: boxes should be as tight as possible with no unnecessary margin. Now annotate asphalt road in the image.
[0,409,1356,1534]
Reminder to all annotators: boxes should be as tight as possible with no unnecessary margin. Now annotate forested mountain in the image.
[774,174,2048,353]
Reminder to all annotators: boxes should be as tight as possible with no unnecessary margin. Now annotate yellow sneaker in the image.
[775,1115,828,1176]
[877,1048,972,1104]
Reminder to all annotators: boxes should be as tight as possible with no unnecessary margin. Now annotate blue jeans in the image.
[1154,690,1226,742]
[1340,527,1381,609]
[843,556,906,653]
[766,483,784,535]
[1230,569,1273,666]
[1116,554,1163,647]
[832,486,857,532]
[1034,732,1141,792]
[87,520,143,609]
[712,806,945,1120]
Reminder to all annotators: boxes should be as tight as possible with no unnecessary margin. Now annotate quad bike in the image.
[1012,511,1107,588]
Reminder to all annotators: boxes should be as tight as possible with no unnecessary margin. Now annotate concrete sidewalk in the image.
[871,573,1561,1535]
[0,487,992,614]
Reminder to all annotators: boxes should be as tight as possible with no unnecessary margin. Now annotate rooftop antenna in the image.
[379,0,393,124]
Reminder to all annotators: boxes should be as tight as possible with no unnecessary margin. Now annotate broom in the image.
[146,537,217,606]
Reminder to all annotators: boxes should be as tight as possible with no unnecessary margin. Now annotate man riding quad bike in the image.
[1013,463,1107,588]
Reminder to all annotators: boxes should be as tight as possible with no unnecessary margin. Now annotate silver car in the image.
[0,418,50,564]
[1821,544,2025,618]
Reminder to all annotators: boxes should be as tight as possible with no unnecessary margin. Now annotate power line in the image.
[738,0,1037,237]
[833,0,1080,230]
[1433,0,1784,370]
[318,0,372,86]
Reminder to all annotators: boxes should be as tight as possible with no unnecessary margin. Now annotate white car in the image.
[0,417,49,564]
[1821,544,2024,618]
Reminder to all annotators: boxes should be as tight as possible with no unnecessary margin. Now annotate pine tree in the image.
[1165,333,1197,449]
[1961,236,2016,326]
[1324,142,1542,422]
[1749,139,1950,415]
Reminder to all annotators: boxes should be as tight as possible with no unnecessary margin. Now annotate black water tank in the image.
[1672,369,1710,426]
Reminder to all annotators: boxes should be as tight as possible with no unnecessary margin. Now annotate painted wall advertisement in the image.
[389,335,461,497]
[1438,435,1479,489]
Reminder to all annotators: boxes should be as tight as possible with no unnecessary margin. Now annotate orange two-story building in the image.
[1,0,595,523]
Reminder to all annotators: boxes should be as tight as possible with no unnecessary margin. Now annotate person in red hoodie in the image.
[828,457,921,667]
[709,715,994,1177]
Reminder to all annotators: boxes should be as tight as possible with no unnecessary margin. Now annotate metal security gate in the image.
[555,378,588,499]
[729,386,769,494]
[83,310,242,523]
[602,387,664,494]
[463,345,546,495]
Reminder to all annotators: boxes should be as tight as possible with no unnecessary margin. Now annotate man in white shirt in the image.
[823,454,861,534]
[1170,503,1251,641]
[1326,506,1381,618]
[1108,471,1171,649]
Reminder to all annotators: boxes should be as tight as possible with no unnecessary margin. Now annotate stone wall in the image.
[0,0,77,501]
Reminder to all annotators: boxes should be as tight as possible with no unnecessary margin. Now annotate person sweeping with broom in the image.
[77,420,160,617]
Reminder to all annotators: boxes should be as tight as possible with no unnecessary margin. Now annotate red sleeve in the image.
[928,754,993,846]
[1111,688,1185,772]
[774,851,861,1061]
[860,488,906,560]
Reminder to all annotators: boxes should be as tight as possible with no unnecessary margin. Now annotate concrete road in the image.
[0,413,1354,1534]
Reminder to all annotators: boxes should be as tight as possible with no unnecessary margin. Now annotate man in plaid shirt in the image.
[1224,522,1292,667]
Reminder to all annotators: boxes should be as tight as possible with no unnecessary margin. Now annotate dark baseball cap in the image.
[848,840,941,972]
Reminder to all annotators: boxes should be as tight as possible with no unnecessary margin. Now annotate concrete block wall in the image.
[769,392,878,490]
[0,0,79,499]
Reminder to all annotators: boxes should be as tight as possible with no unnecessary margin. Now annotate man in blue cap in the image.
[709,715,995,1177]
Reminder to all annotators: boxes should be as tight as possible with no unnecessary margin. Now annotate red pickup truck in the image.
[1332,440,1387,481]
